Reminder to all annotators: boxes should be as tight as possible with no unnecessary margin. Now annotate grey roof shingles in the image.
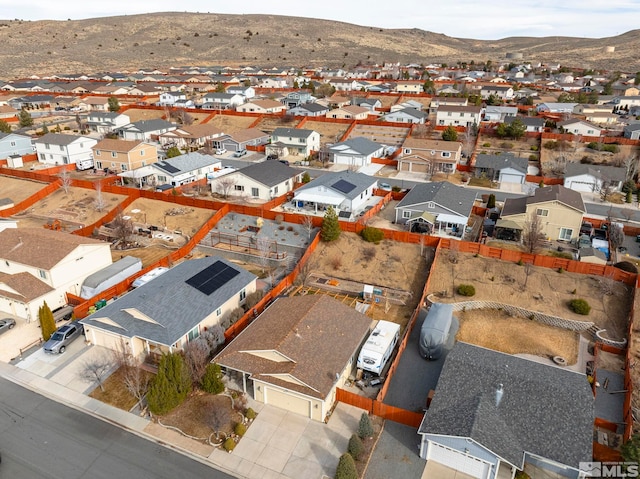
[475,153,528,174]
[35,132,88,146]
[80,257,256,347]
[153,152,219,176]
[272,127,315,139]
[502,185,585,216]
[396,181,478,217]
[419,342,593,469]
[328,137,383,156]
[236,160,301,187]
[564,162,626,182]
[120,119,175,133]
[296,171,377,200]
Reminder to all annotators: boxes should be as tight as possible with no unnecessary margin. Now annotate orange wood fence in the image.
[336,388,424,428]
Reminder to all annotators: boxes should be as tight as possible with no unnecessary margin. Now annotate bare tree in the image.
[94,181,107,212]
[448,240,459,296]
[201,325,225,350]
[111,213,134,244]
[183,339,211,385]
[600,184,614,203]
[122,364,150,405]
[522,261,534,290]
[624,155,639,182]
[522,211,545,254]
[609,223,625,251]
[620,209,636,223]
[207,405,232,441]
[214,176,237,199]
[59,168,72,194]
[79,355,112,392]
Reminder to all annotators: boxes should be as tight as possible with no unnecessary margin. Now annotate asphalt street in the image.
[0,377,235,479]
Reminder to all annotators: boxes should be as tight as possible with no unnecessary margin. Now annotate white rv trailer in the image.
[357,320,400,375]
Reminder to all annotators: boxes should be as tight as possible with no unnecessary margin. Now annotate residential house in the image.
[226,85,255,99]
[501,185,585,241]
[504,116,544,133]
[535,102,578,114]
[352,97,382,112]
[327,78,360,91]
[268,128,320,158]
[81,257,257,358]
[474,153,528,185]
[83,96,110,111]
[148,152,221,187]
[0,104,19,120]
[419,342,593,479]
[584,113,618,126]
[328,137,385,168]
[258,77,289,89]
[394,81,423,94]
[623,123,640,140]
[236,99,287,114]
[8,95,54,110]
[288,102,329,117]
[480,84,514,101]
[563,163,626,193]
[612,95,640,110]
[573,103,614,115]
[92,139,158,173]
[293,171,378,217]
[384,108,428,124]
[394,181,477,235]
[0,132,34,159]
[281,91,313,108]
[34,133,97,166]
[398,138,462,175]
[116,119,177,142]
[326,105,369,120]
[213,128,269,153]
[558,119,603,137]
[436,105,482,128]
[85,112,131,135]
[158,123,224,151]
[0,228,112,321]
[481,106,518,123]
[202,92,246,110]
[215,295,371,421]
[429,96,468,114]
[158,91,191,107]
[214,161,303,201]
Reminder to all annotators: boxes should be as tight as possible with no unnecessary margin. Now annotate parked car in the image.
[232,149,248,157]
[379,182,392,191]
[215,148,227,155]
[43,323,83,354]
[0,318,16,335]
[266,154,278,160]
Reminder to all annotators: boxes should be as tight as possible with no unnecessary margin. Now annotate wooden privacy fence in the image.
[0,179,61,217]
[335,388,424,428]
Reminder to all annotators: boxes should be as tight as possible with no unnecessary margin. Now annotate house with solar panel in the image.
[145,152,221,188]
[292,171,379,218]
[214,160,304,201]
[80,257,257,358]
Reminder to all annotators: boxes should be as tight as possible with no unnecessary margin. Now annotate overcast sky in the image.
[1,0,638,40]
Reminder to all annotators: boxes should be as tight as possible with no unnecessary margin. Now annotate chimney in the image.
[495,383,504,407]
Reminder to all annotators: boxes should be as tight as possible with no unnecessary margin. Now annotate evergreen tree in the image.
[41,123,49,135]
[301,172,311,183]
[348,433,364,460]
[507,118,526,140]
[146,352,191,415]
[334,453,358,479]
[18,109,33,128]
[321,206,341,242]
[487,194,496,209]
[38,301,56,342]
[107,96,120,112]
[357,412,374,439]
[166,146,182,158]
[441,126,458,141]
[622,433,640,465]
[202,363,225,394]
[0,119,11,133]
[626,190,633,204]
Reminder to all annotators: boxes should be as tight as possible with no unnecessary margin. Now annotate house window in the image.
[234,185,245,192]
[187,326,199,342]
[140,150,144,156]
[402,211,411,219]
[95,150,101,156]
[428,202,435,209]
[216,308,222,317]
[121,164,128,171]
[404,148,411,155]
[251,187,259,197]
[239,289,246,302]
[95,161,102,169]
[158,175,166,182]
[274,186,278,194]
[10,141,16,147]
[45,143,50,149]
[39,269,47,279]
[111,151,117,158]
[59,145,64,151]
[39,153,45,160]
[447,112,452,116]
[559,227,573,241]
[441,152,451,158]
[536,208,549,217]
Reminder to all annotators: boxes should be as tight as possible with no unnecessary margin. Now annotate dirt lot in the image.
[302,120,349,145]
[0,175,50,204]
[303,232,431,331]
[206,113,256,132]
[122,108,167,122]
[349,124,411,147]
[366,94,401,109]
[12,186,126,230]
[477,134,540,163]
[539,140,639,177]
[428,252,633,340]
[252,116,300,134]
[456,309,579,364]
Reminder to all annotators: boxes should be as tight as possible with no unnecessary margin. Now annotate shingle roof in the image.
[0,271,54,302]
[294,103,328,113]
[502,185,585,216]
[0,228,106,270]
[328,137,384,156]
[272,127,316,139]
[80,257,256,347]
[235,160,300,187]
[93,138,146,152]
[296,171,377,200]
[35,133,89,146]
[396,182,478,217]
[389,107,428,119]
[419,342,593,469]
[120,119,175,133]
[215,295,371,399]
[475,153,528,174]
[564,162,626,182]
[152,152,219,176]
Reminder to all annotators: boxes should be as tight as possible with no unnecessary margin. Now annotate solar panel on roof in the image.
[332,179,357,194]
[159,163,180,174]
[185,261,240,296]
[338,211,351,218]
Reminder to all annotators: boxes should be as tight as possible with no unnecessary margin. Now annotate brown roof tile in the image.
[0,271,54,301]
[93,138,145,152]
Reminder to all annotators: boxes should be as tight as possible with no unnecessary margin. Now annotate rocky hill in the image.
[0,12,638,78]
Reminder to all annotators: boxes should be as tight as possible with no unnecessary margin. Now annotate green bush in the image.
[234,422,247,437]
[361,226,384,243]
[201,363,225,394]
[335,452,358,479]
[245,407,257,420]
[321,206,341,242]
[391,185,401,192]
[147,352,192,415]
[358,412,374,439]
[530,145,538,151]
[348,434,364,461]
[528,154,537,162]
[457,284,476,297]
[482,142,491,147]
[223,437,236,452]
[603,144,619,153]
[569,298,591,315]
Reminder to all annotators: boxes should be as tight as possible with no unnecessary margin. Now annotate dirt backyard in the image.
[428,251,633,340]
[0,175,49,204]
[206,113,256,132]
[302,120,349,145]
[303,232,432,330]
[12,186,126,230]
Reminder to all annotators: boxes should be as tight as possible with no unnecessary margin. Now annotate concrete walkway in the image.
[0,357,362,479]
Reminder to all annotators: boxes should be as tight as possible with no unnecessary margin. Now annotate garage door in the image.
[567,181,595,192]
[400,161,411,172]
[500,173,524,184]
[265,387,311,418]
[427,442,490,479]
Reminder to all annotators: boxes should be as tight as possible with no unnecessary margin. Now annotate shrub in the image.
[482,142,491,147]
[362,247,376,261]
[499,142,513,149]
[201,363,225,394]
[335,453,358,479]
[569,298,591,315]
[517,259,524,266]
[457,284,476,297]
[528,154,537,162]
[330,255,343,270]
[244,290,264,310]
[234,422,247,437]
[348,434,365,461]
[147,352,191,415]
[361,226,384,243]
[530,145,538,151]
[391,185,401,192]
[543,140,558,150]
[245,407,257,420]
[358,412,374,439]
[223,437,236,452]
[321,206,341,242]
[486,194,496,209]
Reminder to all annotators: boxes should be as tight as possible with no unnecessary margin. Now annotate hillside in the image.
[0,12,638,78]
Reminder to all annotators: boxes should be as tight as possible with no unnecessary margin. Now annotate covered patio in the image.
[118,165,156,188]
[494,218,523,242]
